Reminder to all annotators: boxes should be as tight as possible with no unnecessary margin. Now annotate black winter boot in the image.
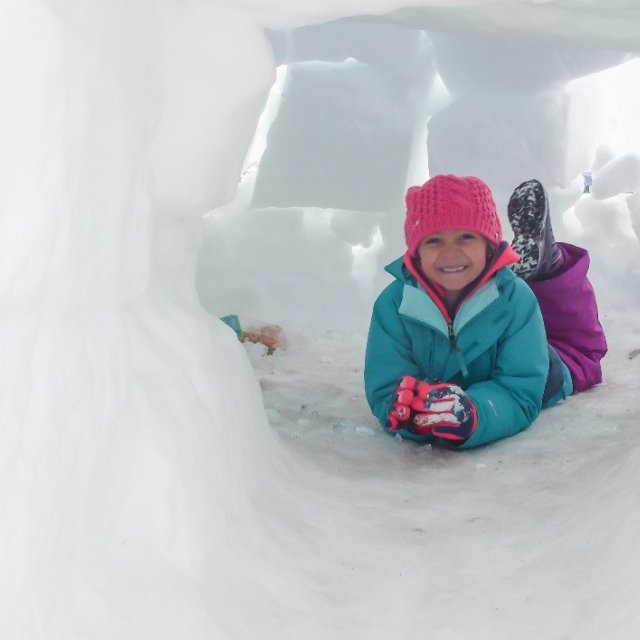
[508,179,563,281]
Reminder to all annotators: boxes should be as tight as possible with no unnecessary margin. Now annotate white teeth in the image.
[441,266,465,273]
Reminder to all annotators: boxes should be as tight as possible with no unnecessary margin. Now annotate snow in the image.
[1,0,640,638]
[242,320,640,639]
[590,153,640,199]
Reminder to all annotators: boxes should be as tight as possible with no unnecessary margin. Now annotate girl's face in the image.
[417,229,488,303]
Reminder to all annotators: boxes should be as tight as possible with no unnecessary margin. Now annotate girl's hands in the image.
[387,376,478,443]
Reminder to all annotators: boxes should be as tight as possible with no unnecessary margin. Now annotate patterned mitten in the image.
[410,383,478,443]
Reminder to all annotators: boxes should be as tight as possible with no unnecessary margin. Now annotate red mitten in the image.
[386,376,418,432]
[386,376,436,436]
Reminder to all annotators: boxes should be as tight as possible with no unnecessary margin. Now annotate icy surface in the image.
[1,0,640,639]
[241,314,640,640]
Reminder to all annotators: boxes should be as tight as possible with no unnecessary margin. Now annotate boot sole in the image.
[508,179,548,278]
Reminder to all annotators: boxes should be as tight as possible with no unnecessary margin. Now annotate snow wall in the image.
[1,1,639,638]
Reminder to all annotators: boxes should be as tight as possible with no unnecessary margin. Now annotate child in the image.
[364,175,607,448]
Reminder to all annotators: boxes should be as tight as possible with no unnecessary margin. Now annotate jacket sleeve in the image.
[460,280,549,449]
[364,284,423,430]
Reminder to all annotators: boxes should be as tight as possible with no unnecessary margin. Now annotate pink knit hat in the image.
[404,174,502,255]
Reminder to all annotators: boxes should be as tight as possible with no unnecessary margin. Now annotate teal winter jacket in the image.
[365,254,572,449]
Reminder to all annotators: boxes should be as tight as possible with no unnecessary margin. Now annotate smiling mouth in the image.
[440,266,467,273]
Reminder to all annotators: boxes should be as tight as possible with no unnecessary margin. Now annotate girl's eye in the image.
[461,233,478,241]
[423,237,441,246]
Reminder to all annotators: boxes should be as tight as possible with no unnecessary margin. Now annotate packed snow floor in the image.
[236,308,640,640]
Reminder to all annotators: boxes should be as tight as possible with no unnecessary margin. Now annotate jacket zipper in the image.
[448,321,469,378]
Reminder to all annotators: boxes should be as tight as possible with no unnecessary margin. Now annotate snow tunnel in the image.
[1,1,640,639]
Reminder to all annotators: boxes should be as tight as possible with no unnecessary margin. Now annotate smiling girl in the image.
[364,174,607,448]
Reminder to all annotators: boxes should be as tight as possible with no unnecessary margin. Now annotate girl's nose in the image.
[442,243,463,255]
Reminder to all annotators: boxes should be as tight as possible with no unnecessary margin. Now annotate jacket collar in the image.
[386,242,519,324]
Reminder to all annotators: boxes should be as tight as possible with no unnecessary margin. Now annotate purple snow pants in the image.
[528,242,608,393]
